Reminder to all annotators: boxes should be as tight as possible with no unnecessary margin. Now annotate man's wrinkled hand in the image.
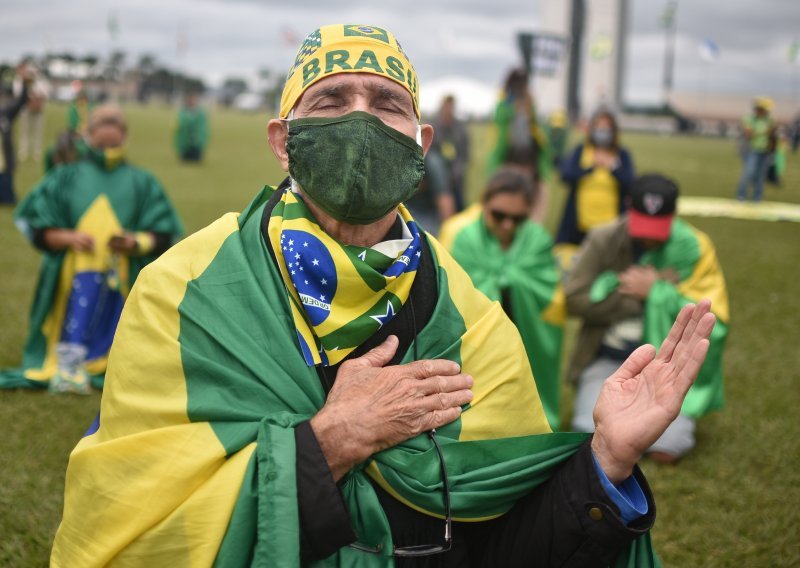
[591,300,716,483]
[311,335,473,481]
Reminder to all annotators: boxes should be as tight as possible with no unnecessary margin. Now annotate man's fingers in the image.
[656,303,695,362]
[672,312,716,374]
[404,358,461,380]
[420,388,473,411]
[425,406,463,431]
[614,344,656,381]
[350,335,399,369]
[417,373,473,396]
[676,338,711,393]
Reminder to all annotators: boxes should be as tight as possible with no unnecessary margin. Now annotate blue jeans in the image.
[736,151,770,202]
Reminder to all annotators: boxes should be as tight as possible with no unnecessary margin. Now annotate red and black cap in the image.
[628,174,679,241]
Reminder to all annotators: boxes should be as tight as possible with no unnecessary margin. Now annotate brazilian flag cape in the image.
[446,212,566,430]
[174,107,209,154]
[590,218,729,417]
[0,158,183,390]
[52,187,659,567]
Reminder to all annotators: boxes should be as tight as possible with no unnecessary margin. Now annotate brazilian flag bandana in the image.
[268,187,422,366]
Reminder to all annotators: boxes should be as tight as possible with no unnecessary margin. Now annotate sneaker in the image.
[49,367,92,395]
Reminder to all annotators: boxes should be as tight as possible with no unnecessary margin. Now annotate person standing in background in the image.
[545,109,569,169]
[488,68,551,222]
[430,95,470,211]
[66,88,92,135]
[174,91,209,162]
[0,63,32,205]
[555,109,634,269]
[736,97,777,202]
[14,61,50,163]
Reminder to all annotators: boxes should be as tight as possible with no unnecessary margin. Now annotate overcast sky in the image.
[1,0,798,105]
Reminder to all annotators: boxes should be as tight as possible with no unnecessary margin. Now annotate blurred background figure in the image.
[766,124,788,187]
[43,130,84,172]
[444,168,565,429]
[791,113,800,153]
[565,174,729,464]
[555,108,634,268]
[13,60,50,163]
[488,68,551,222]
[545,109,569,170]
[66,86,92,135]
[404,150,455,235]
[174,91,209,163]
[429,94,470,211]
[0,62,32,205]
[736,96,777,202]
[0,105,183,394]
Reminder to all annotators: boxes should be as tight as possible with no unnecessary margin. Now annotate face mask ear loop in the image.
[416,123,422,146]
[286,108,297,192]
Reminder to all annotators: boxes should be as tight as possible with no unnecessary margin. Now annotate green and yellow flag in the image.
[590,218,729,417]
[0,158,183,389]
[52,188,658,566]
[445,212,566,430]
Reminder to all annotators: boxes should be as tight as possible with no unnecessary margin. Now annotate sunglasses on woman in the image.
[489,209,528,226]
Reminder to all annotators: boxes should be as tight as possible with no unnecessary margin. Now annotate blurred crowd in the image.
[1,56,793,462]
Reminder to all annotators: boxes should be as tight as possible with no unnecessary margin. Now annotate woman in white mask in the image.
[555,109,635,263]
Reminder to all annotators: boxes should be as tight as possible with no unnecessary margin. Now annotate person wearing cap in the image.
[736,96,777,202]
[52,26,716,567]
[566,174,729,464]
[0,105,183,394]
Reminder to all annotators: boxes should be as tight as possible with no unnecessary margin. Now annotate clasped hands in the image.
[312,301,715,485]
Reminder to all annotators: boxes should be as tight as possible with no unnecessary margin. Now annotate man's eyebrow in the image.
[373,84,413,110]
[305,83,350,101]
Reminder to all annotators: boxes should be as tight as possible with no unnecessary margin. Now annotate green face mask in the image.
[286,111,425,225]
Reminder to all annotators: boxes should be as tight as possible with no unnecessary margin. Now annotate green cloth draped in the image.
[0,159,183,389]
[448,215,565,429]
[588,219,728,417]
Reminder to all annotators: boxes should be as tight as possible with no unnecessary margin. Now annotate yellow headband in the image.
[280,24,420,119]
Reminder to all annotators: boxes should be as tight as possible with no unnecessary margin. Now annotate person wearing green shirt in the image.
[66,89,92,134]
[736,96,777,202]
[174,92,209,162]
[445,168,566,429]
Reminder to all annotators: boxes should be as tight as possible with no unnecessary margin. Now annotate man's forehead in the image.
[299,73,413,106]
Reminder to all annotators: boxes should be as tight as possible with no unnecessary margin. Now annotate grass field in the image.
[1,103,799,566]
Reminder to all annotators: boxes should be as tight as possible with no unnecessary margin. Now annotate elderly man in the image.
[0,105,183,393]
[53,25,715,567]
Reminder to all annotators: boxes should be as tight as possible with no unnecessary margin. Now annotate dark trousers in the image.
[0,172,15,205]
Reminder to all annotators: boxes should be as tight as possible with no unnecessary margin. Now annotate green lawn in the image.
[1,104,799,566]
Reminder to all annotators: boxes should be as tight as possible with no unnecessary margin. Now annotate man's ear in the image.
[420,123,434,156]
[267,119,290,172]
